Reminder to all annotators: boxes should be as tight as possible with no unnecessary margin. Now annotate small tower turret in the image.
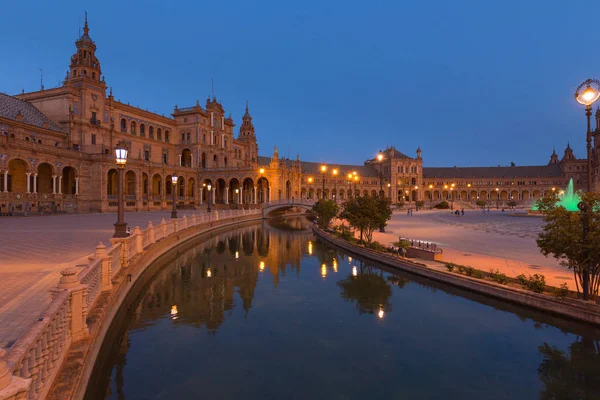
[416,146,422,160]
[67,13,103,83]
[549,148,559,164]
[563,142,576,161]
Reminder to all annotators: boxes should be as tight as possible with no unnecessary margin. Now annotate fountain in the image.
[531,178,581,212]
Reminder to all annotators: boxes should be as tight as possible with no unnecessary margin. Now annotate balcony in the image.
[89,118,101,127]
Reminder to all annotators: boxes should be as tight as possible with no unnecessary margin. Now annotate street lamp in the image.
[428,184,433,207]
[495,187,500,209]
[332,168,338,201]
[320,165,327,200]
[207,183,212,212]
[450,187,454,210]
[308,177,313,200]
[170,173,178,219]
[387,182,391,201]
[353,175,359,199]
[377,152,384,199]
[575,79,600,193]
[259,168,266,203]
[235,188,239,206]
[113,142,128,238]
[467,183,471,201]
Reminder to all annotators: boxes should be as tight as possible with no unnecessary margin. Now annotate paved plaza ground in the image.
[371,209,572,289]
[0,208,572,349]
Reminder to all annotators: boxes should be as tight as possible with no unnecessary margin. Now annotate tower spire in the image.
[83,11,89,35]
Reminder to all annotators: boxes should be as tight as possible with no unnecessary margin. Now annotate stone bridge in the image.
[261,199,315,217]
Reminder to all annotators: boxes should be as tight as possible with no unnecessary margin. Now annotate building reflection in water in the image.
[336,262,393,316]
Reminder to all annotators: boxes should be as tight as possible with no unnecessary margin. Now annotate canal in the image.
[88,217,600,399]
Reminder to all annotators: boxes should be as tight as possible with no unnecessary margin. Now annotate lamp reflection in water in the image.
[206,268,212,278]
[308,241,313,255]
[235,251,239,259]
[348,256,352,263]
[170,305,178,320]
[333,258,338,273]
[352,266,358,276]
[321,263,327,278]
[378,309,384,319]
[259,261,265,271]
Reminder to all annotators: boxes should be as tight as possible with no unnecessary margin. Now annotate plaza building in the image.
[0,17,597,215]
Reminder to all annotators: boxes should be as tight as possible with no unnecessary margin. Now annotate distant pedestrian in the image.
[410,209,413,216]
[461,208,464,216]
[407,209,410,216]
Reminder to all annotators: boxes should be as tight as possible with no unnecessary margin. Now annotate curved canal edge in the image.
[48,214,264,400]
[312,225,600,326]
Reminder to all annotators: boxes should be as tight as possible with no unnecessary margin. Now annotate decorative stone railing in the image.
[0,208,261,400]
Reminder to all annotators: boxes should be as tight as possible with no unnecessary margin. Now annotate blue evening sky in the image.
[1,0,598,167]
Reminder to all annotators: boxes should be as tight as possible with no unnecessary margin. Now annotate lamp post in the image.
[387,183,391,201]
[235,188,239,207]
[450,187,454,210]
[171,173,178,219]
[207,183,212,213]
[377,153,383,199]
[353,174,359,199]
[320,165,327,200]
[414,185,419,209]
[332,168,338,201]
[308,177,313,200]
[575,79,600,193]
[259,168,265,204]
[113,142,128,238]
[467,183,471,201]
[495,187,499,209]
[428,184,433,207]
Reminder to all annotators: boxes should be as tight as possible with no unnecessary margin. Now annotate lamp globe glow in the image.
[115,144,128,166]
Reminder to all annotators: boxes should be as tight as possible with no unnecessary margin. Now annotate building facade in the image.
[0,18,597,215]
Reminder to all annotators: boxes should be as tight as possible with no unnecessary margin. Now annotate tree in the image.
[311,199,339,229]
[536,192,600,300]
[340,196,392,244]
[476,199,487,208]
[507,200,517,208]
[337,265,392,314]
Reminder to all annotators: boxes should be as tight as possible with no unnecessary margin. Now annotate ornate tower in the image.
[549,148,559,165]
[66,13,104,84]
[416,146,422,160]
[238,102,258,163]
[563,143,576,161]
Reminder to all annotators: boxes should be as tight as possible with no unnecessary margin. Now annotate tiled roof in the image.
[0,93,65,133]
[423,164,563,179]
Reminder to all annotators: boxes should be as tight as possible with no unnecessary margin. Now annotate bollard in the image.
[147,221,156,245]
[133,226,143,254]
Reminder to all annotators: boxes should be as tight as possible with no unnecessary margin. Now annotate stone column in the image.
[57,267,89,341]
[33,173,37,193]
[52,175,56,194]
[212,188,216,204]
[26,173,31,193]
[254,187,258,204]
[240,187,243,204]
[133,226,143,254]
[58,176,63,194]
[268,186,271,203]
[147,221,156,245]
[3,171,7,193]
[178,154,182,166]
[96,242,112,291]
[225,187,229,204]
[199,188,203,204]
[75,177,79,195]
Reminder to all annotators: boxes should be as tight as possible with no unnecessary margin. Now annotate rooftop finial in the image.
[245,100,248,113]
[83,11,89,35]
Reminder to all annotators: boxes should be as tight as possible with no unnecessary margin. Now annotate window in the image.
[91,111,97,122]
[181,133,185,142]
[203,134,206,143]
[92,72,95,79]
[162,153,168,164]
[131,121,136,135]
[120,119,126,132]
[144,150,150,161]
[165,130,170,142]
[91,134,96,144]
[184,117,188,123]
[149,126,154,139]
[157,128,162,141]
[140,124,146,137]
[187,132,191,142]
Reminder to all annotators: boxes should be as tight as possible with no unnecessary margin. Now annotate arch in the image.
[201,178,213,204]
[301,187,307,199]
[229,178,240,204]
[125,171,136,196]
[532,190,541,199]
[165,176,172,196]
[442,190,449,200]
[62,166,77,195]
[242,177,254,204]
[216,178,227,203]
[140,123,146,137]
[187,177,195,197]
[130,121,137,135]
[157,128,163,141]
[470,190,477,200]
[424,190,431,201]
[369,190,376,198]
[362,190,368,197]
[433,190,440,200]
[149,126,154,139]
[411,177,416,185]
[510,190,519,200]
[7,158,28,192]
[152,174,162,196]
[181,149,192,167]
[201,152,206,169]
[178,176,185,197]
[309,188,315,200]
[285,180,291,199]
[165,130,170,142]
[37,162,54,194]
[411,190,417,201]
[120,119,126,132]
[500,190,508,200]
[339,188,345,200]
[107,169,118,195]
[142,172,149,196]
[480,190,488,200]
[257,177,269,203]
[521,190,530,200]
[460,190,468,200]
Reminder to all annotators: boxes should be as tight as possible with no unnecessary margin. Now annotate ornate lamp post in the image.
[113,142,128,238]
[377,153,384,199]
[207,183,212,212]
[259,168,266,203]
[428,184,433,207]
[320,165,327,200]
[575,79,600,193]
[170,173,178,219]
[467,183,471,201]
[387,183,391,201]
[353,174,359,199]
[308,177,313,200]
[495,187,500,209]
[332,168,338,201]
[235,188,239,206]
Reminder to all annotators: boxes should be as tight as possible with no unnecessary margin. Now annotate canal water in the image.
[88,217,600,400]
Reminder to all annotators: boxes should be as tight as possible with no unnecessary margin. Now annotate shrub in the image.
[434,201,450,209]
[472,270,484,279]
[456,265,465,274]
[476,200,487,208]
[416,200,425,208]
[464,266,475,277]
[445,263,455,272]
[553,283,569,298]
[489,269,508,285]
[507,200,517,208]
[395,201,405,208]
[393,240,411,250]
[368,241,387,252]
[517,274,546,293]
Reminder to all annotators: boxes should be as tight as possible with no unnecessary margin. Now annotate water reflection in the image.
[337,263,392,316]
[90,216,600,400]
